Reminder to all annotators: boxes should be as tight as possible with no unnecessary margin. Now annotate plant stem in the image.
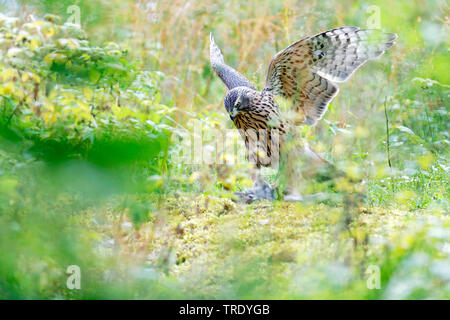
[383,96,392,168]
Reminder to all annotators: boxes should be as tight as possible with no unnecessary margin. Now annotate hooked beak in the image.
[230,107,239,120]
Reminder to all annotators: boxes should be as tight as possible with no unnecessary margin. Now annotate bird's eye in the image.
[235,102,241,108]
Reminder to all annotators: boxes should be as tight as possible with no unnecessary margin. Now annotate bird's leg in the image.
[277,129,337,202]
[277,136,306,202]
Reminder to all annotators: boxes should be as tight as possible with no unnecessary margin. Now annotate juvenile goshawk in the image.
[210,27,397,169]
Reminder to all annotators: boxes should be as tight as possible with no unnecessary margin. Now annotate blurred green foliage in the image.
[0,0,448,299]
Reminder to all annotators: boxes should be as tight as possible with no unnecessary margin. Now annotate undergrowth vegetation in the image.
[0,0,448,299]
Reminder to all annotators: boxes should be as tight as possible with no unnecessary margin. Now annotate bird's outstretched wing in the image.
[264,27,397,125]
[210,33,256,90]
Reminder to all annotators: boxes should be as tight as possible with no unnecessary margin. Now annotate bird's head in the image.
[224,86,253,120]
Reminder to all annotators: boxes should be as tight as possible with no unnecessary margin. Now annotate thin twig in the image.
[383,96,392,168]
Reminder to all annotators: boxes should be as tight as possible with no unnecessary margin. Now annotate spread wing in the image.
[210,34,256,90]
[264,27,397,125]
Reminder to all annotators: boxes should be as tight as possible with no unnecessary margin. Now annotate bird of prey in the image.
[210,26,397,201]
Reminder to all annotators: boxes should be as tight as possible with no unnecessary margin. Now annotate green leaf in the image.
[395,126,416,136]
[88,69,100,83]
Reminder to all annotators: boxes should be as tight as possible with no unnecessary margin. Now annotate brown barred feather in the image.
[210,27,396,168]
[265,27,397,125]
[233,92,285,167]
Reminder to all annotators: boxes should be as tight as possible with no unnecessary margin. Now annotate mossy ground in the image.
[84,195,449,299]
